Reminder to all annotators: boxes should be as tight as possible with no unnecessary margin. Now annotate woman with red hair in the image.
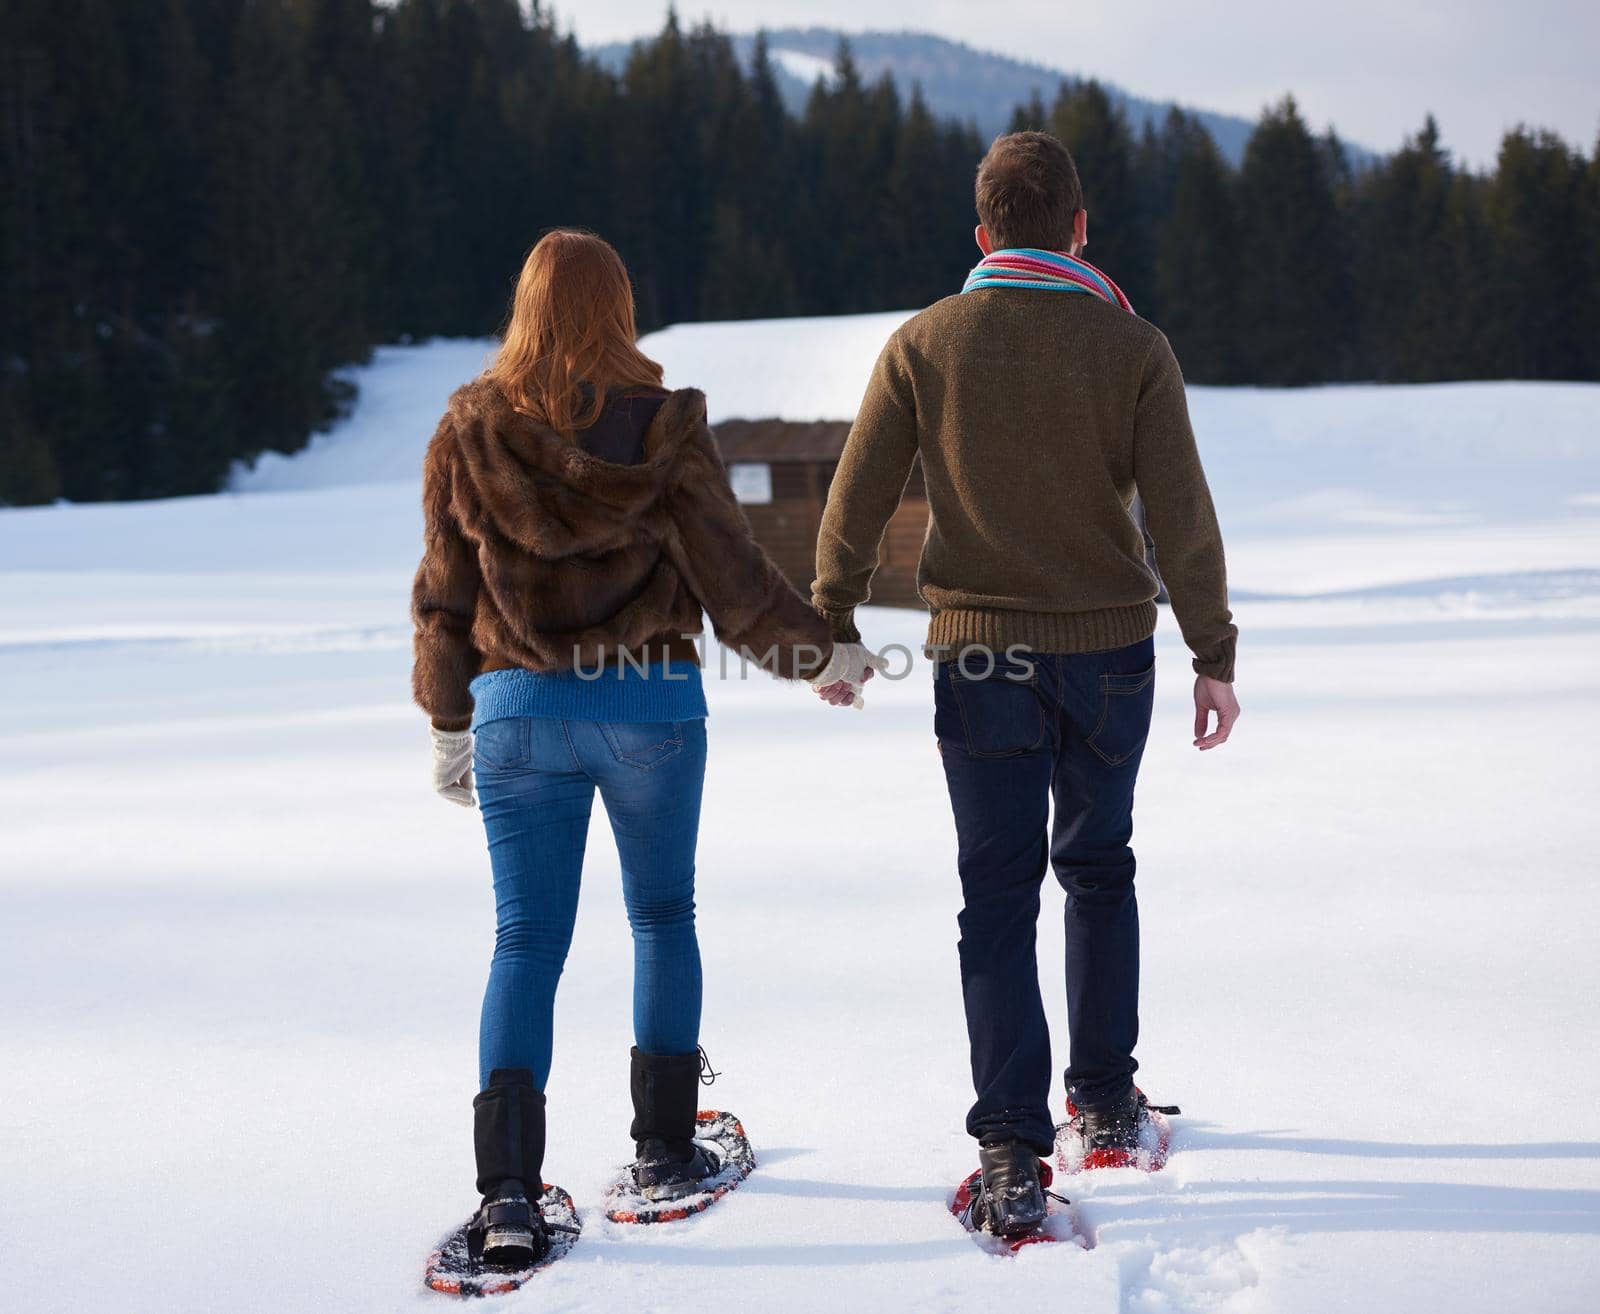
[411,230,879,1267]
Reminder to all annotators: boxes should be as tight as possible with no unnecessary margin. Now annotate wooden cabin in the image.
[713,418,1167,609]
[712,419,928,609]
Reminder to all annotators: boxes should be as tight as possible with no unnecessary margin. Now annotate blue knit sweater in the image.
[468,661,708,729]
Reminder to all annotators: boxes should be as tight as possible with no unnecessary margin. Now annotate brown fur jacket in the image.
[411,379,833,729]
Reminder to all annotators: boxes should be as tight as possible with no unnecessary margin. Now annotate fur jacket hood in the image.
[445,380,711,558]
[411,377,832,729]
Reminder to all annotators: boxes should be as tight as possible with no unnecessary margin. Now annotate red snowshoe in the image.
[1056,1087,1180,1173]
[949,1154,1086,1254]
[424,1182,581,1297]
[604,1110,756,1224]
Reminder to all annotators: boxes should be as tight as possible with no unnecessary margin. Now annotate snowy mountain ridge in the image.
[589,28,1382,167]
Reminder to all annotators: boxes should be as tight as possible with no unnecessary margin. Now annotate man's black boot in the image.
[975,1141,1048,1237]
[469,1069,550,1268]
[1078,1087,1146,1154]
[629,1047,721,1201]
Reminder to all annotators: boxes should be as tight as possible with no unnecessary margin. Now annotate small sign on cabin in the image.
[727,462,772,505]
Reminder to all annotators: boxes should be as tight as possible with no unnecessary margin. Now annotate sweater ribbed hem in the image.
[469,662,708,730]
[923,602,1158,659]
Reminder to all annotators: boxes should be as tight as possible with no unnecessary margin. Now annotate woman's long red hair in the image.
[487,229,664,433]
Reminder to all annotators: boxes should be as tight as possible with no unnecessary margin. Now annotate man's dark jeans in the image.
[934,637,1155,1154]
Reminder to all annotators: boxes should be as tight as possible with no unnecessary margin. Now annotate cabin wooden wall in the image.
[739,460,929,610]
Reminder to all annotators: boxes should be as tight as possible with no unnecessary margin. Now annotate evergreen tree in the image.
[1131,110,1197,326]
[378,0,537,335]
[1155,120,1243,383]
[4,0,145,500]
[684,22,761,316]
[1,0,65,502]
[297,0,385,338]
[887,86,951,304]
[3,0,264,503]
[701,202,797,319]
[1048,82,1143,294]
[1354,116,1464,380]
[861,71,906,302]
[1235,96,1351,384]
[1438,169,1498,378]
[616,10,707,326]
[1483,127,1590,378]
[1008,90,1049,134]
[512,16,619,256]
[742,31,800,249]
[798,40,902,312]
[1583,137,1600,377]
[938,117,988,275]
[701,32,799,318]
[208,0,367,467]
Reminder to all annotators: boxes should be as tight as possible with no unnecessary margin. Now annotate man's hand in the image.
[1193,676,1239,750]
[810,642,886,709]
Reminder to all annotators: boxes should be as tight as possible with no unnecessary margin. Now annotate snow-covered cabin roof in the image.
[642,310,917,424]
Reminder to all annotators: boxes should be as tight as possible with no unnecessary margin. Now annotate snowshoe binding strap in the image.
[1066,1087,1180,1119]
[634,1139,724,1201]
[467,1180,549,1268]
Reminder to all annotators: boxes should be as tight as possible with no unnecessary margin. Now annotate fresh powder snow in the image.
[3,312,1598,1312]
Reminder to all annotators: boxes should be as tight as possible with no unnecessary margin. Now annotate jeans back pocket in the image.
[599,721,686,770]
[937,659,1046,758]
[472,717,530,772]
[1085,664,1156,766]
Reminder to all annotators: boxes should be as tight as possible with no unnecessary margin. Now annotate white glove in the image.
[430,726,476,808]
[809,642,888,709]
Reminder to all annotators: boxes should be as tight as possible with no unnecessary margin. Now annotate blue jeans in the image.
[472,716,707,1090]
[933,638,1155,1153]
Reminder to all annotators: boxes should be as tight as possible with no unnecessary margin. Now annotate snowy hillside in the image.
[235,312,1600,564]
[3,320,1599,1314]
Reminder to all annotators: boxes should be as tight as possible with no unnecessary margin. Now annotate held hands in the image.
[1193,676,1240,750]
[430,726,476,807]
[810,641,888,709]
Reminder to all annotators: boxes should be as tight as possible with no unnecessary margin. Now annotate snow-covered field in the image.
[3,313,1599,1313]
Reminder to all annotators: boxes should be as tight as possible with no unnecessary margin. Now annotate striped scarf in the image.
[961,248,1133,312]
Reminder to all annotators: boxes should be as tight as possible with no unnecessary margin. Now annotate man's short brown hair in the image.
[974,131,1083,251]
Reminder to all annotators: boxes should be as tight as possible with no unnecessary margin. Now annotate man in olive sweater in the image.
[812,131,1239,1237]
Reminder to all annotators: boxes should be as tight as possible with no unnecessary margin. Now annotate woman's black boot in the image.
[629,1047,721,1201]
[469,1068,550,1268]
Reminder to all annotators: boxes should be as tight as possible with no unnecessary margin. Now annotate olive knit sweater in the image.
[812,290,1237,681]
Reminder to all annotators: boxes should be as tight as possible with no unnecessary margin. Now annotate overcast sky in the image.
[558,0,1598,167]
